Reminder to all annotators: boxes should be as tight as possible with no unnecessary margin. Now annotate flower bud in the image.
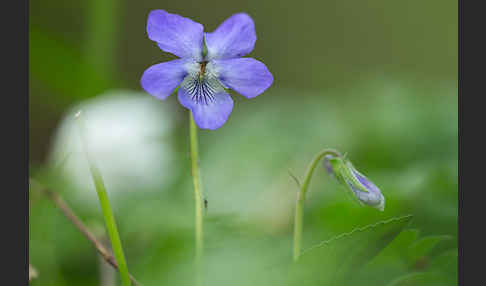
[324,154,385,211]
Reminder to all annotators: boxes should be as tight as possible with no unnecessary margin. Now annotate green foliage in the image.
[406,235,453,267]
[351,230,457,286]
[291,215,412,285]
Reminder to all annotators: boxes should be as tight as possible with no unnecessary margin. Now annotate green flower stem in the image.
[293,148,342,262]
[189,111,204,285]
[76,112,132,286]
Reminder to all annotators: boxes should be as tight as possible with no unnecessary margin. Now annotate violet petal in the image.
[141,59,188,100]
[147,9,204,60]
[351,169,381,194]
[177,87,234,130]
[212,58,273,98]
[204,13,256,60]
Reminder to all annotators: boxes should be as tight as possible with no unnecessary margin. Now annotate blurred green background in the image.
[29,0,457,285]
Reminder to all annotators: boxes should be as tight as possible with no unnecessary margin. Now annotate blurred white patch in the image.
[47,89,176,201]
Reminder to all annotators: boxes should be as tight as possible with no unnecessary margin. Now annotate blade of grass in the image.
[75,111,131,286]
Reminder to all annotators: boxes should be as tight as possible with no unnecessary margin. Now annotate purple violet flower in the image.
[141,10,274,130]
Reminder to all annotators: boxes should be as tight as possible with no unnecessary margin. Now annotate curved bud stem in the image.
[293,148,342,262]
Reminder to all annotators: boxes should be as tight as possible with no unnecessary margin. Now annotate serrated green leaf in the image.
[290,215,413,285]
[385,229,420,258]
[367,229,420,263]
[352,229,420,285]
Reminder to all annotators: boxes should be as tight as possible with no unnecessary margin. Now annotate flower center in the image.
[181,61,224,106]
[198,61,208,78]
